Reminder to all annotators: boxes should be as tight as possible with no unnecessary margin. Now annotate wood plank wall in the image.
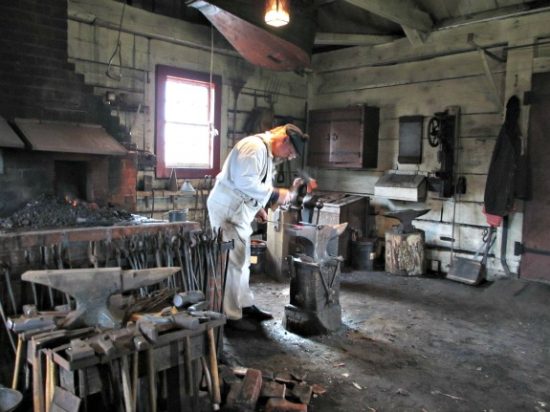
[308,11,550,277]
[66,0,308,196]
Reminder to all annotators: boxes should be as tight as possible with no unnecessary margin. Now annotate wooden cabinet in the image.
[307,105,379,169]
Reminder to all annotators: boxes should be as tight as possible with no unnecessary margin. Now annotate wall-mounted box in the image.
[374,173,427,202]
[308,105,379,169]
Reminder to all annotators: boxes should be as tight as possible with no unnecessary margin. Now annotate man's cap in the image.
[285,124,308,158]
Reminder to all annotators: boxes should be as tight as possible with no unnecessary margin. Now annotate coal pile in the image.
[0,195,134,231]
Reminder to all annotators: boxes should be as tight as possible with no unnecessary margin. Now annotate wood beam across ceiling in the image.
[314,32,398,46]
[343,0,433,32]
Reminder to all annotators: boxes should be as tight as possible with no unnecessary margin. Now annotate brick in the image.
[288,383,313,405]
[265,398,307,412]
[261,381,286,398]
[224,382,242,410]
[225,369,263,412]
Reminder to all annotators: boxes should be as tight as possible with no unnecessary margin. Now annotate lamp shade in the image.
[265,0,290,27]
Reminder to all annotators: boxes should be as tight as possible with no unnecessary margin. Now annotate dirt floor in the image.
[223,271,550,412]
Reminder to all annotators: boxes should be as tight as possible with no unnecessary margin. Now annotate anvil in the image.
[22,267,180,329]
[384,209,430,234]
[285,222,348,263]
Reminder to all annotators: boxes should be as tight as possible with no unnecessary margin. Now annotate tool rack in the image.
[1,222,232,411]
[18,318,224,412]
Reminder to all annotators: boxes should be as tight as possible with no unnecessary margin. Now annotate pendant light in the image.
[265,0,290,27]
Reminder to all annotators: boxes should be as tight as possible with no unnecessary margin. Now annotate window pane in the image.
[164,123,212,168]
[165,78,213,124]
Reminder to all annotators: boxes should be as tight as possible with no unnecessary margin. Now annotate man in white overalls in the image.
[207,124,308,330]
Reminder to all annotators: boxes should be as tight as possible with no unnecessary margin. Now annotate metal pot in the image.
[168,209,188,222]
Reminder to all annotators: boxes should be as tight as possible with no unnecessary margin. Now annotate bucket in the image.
[0,386,23,412]
[168,209,188,222]
[250,239,267,275]
[351,238,376,271]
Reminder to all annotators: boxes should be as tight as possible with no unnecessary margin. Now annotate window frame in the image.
[155,65,222,179]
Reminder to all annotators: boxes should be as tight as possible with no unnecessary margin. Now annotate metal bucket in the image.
[351,238,376,271]
[0,386,23,412]
[250,239,267,275]
[168,209,188,222]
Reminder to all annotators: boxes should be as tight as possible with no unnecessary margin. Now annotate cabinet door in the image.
[307,111,332,167]
[329,107,364,168]
[307,106,378,169]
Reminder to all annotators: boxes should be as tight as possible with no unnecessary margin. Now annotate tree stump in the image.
[385,229,426,276]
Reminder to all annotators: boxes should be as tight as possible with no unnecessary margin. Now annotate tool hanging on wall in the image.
[105,2,126,81]
[427,109,459,198]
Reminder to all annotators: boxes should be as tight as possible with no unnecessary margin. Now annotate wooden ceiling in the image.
[121,0,550,52]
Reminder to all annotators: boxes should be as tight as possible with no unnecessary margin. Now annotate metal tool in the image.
[384,209,430,234]
[447,226,496,285]
[21,267,180,329]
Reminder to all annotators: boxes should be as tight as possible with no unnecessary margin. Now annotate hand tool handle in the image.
[121,355,133,412]
[207,327,221,410]
[147,349,157,412]
[12,335,24,390]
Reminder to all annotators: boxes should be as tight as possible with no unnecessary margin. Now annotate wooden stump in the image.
[385,230,426,276]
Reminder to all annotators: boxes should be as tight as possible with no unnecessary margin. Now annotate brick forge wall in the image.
[108,153,138,213]
[0,0,101,123]
[0,0,136,215]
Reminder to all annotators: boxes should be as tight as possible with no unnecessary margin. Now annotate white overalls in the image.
[207,134,274,320]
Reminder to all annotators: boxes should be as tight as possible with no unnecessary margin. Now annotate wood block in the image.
[385,230,426,276]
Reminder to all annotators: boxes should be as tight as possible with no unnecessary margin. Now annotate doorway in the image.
[520,72,550,281]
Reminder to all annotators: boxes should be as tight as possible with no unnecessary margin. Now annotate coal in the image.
[0,194,134,232]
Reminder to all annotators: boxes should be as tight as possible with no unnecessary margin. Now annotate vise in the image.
[22,267,180,329]
[283,222,347,335]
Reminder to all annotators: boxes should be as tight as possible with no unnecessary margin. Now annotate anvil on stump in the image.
[384,209,430,276]
[283,223,347,335]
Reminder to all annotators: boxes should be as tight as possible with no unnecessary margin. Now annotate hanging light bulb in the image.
[265,0,290,27]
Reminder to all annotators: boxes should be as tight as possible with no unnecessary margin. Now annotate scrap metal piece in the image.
[21,267,180,329]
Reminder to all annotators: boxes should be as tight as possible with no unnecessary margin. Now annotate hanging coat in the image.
[484,96,522,216]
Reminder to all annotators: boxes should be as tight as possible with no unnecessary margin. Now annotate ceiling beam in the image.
[402,26,426,46]
[343,0,433,32]
[314,32,399,46]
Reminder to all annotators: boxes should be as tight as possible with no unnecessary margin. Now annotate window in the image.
[155,65,221,178]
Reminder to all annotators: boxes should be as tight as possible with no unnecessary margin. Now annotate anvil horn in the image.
[22,267,180,328]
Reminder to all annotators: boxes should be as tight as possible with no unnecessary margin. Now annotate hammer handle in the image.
[207,328,221,410]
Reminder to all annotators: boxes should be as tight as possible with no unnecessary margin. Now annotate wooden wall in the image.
[66,0,307,197]
[308,10,550,278]
[66,1,550,278]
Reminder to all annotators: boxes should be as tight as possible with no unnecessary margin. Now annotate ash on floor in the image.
[223,271,550,412]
